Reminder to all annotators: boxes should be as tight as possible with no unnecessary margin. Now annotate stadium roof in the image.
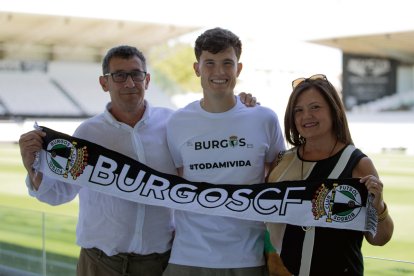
[2,1,414,65]
[311,30,414,64]
[0,11,200,61]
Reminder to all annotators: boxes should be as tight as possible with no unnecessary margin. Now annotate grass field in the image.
[1,143,414,275]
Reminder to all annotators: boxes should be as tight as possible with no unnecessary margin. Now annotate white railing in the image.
[0,205,413,276]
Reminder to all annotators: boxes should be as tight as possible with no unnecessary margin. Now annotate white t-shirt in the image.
[167,96,285,268]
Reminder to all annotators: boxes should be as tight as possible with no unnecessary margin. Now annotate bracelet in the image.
[377,203,388,222]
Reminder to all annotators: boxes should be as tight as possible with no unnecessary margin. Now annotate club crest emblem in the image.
[229,135,238,147]
[312,183,362,223]
[46,139,88,180]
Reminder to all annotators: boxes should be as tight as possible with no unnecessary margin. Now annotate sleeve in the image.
[166,114,183,168]
[26,174,80,205]
[266,110,286,163]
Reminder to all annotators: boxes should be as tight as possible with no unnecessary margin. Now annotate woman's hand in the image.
[360,175,385,213]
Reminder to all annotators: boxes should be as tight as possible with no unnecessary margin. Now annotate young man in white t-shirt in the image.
[164,27,286,276]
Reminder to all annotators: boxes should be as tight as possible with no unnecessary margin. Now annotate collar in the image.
[103,100,150,128]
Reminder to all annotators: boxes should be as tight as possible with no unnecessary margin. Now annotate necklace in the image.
[300,138,338,232]
[300,138,338,179]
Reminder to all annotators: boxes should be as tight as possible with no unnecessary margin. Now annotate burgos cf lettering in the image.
[194,136,246,150]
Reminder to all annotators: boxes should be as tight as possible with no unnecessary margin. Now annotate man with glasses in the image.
[19,45,257,276]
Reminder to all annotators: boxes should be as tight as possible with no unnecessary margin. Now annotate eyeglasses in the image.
[292,74,327,89]
[104,70,147,83]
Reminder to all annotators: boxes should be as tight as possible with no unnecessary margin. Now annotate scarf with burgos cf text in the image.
[34,126,378,235]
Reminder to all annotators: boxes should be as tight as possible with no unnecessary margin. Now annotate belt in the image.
[87,247,170,260]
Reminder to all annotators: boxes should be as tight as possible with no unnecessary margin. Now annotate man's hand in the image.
[239,92,259,107]
[18,130,46,189]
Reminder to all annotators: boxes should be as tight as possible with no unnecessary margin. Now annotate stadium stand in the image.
[0,71,84,118]
[0,10,194,121]
[352,91,414,112]
[0,61,177,119]
[47,61,104,116]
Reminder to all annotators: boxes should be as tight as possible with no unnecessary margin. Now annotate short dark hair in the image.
[102,45,146,74]
[194,27,242,61]
[284,77,353,146]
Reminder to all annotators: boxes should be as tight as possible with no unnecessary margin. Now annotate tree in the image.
[148,42,200,95]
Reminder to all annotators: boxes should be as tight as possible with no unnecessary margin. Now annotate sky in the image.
[2,0,414,40]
